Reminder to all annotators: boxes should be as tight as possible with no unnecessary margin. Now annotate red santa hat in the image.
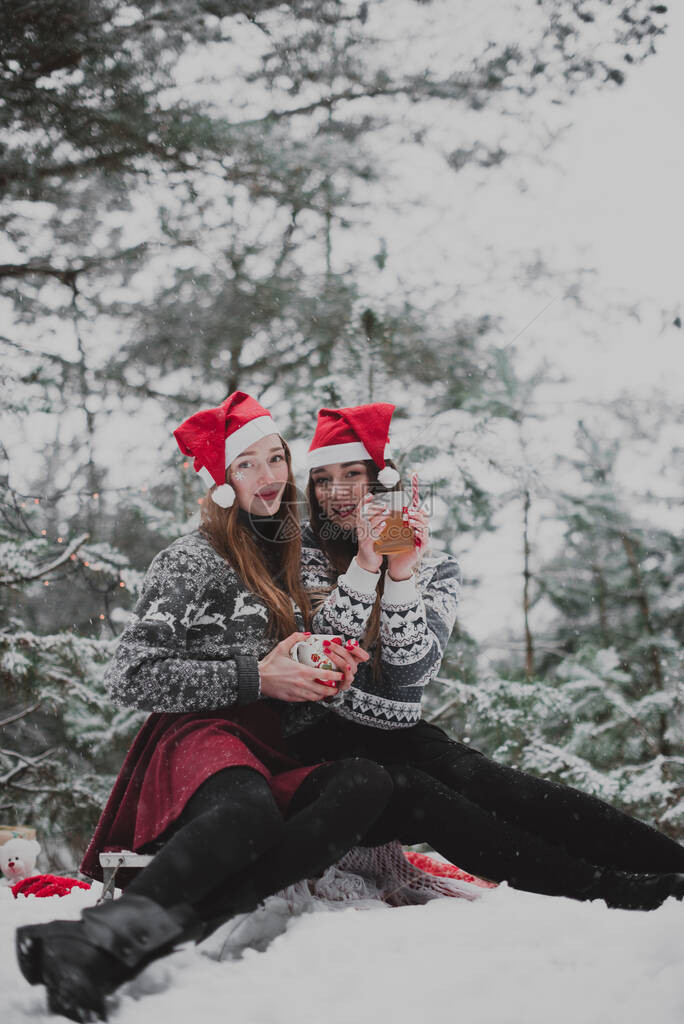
[306,403,400,487]
[173,391,280,508]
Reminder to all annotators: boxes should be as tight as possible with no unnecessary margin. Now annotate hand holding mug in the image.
[258,633,346,703]
[289,633,368,692]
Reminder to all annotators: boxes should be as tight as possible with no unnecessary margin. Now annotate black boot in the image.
[589,868,684,911]
[15,894,201,1022]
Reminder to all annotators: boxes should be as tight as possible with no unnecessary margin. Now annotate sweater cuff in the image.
[234,655,261,704]
[382,573,420,605]
[339,556,381,597]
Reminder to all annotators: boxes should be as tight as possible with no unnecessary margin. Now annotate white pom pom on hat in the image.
[376,465,400,487]
[212,483,236,508]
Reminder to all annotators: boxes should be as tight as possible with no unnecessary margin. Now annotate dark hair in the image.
[306,458,402,679]
[200,437,311,639]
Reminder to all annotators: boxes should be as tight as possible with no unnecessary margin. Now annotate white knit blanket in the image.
[202,841,481,962]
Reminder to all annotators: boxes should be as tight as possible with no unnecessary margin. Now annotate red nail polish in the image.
[332,637,343,645]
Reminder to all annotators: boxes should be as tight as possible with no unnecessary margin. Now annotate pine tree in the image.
[526,418,684,833]
[0,463,139,869]
[0,0,676,858]
[422,387,684,838]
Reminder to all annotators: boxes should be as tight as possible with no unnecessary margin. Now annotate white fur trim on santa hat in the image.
[225,416,278,466]
[212,483,236,507]
[196,418,279,490]
[307,441,392,471]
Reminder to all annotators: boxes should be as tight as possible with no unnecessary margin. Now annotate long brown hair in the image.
[200,438,311,640]
[306,458,402,678]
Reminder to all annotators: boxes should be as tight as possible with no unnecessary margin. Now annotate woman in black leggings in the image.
[17,759,392,1022]
[15,394,395,1023]
[293,400,684,904]
[371,761,684,909]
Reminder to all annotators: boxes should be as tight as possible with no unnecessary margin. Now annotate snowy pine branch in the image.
[0,533,89,586]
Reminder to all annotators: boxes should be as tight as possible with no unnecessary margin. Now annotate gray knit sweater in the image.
[105,531,274,713]
[103,529,339,737]
[301,523,462,729]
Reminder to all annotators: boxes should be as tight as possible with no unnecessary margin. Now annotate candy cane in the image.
[411,472,419,511]
[410,472,425,550]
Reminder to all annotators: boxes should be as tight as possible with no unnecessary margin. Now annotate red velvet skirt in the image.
[80,701,317,884]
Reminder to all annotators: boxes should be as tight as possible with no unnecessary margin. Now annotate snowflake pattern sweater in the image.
[301,523,462,729]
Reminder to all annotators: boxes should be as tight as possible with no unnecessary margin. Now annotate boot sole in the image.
[15,925,44,985]
[16,925,108,1022]
[42,943,108,1023]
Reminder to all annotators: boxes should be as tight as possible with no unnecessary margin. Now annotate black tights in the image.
[286,717,684,878]
[126,758,392,931]
[416,731,684,874]
[363,765,673,907]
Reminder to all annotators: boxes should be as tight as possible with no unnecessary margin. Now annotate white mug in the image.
[288,634,340,674]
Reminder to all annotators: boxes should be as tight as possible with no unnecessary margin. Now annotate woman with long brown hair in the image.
[279,402,684,909]
[15,392,391,1023]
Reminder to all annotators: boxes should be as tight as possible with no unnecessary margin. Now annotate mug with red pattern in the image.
[288,633,358,688]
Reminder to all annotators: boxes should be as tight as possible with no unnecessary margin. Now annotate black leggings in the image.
[126,758,392,930]
[362,765,673,907]
[286,717,684,876]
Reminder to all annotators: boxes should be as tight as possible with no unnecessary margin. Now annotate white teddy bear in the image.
[0,837,41,885]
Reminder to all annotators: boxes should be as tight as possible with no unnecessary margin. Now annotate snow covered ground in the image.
[4,880,684,1024]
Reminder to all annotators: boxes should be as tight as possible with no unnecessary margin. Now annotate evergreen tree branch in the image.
[236,79,477,126]
[3,782,64,796]
[0,533,89,585]
[0,747,57,786]
[426,676,469,724]
[0,335,76,372]
[0,703,41,729]
[0,263,80,286]
[427,695,464,725]
[1,335,207,408]
[0,242,152,283]
[239,344,322,378]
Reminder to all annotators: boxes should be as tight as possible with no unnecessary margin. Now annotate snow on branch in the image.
[0,746,57,787]
[0,241,173,287]
[0,702,41,729]
[0,533,89,586]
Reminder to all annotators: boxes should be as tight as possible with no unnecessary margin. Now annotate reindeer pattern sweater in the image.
[105,531,278,713]
[302,523,462,729]
[104,529,340,737]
